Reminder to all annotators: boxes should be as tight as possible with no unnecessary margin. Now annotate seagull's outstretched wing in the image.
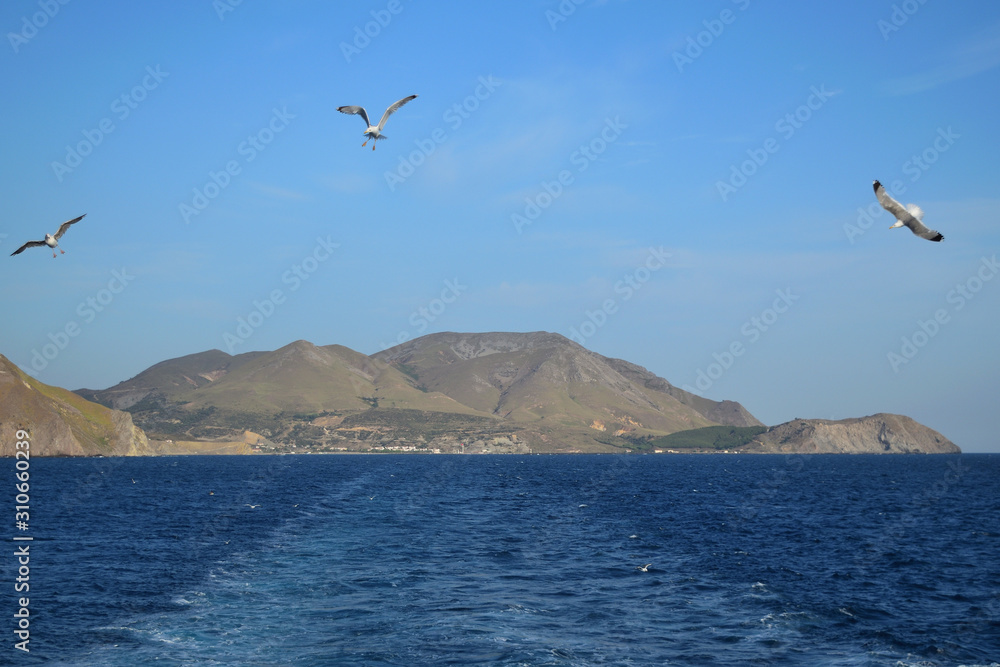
[53,214,86,240]
[337,105,372,127]
[873,180,910,220]
[906,214,944,241]
[873,180,944,242]
[10,240,46,256]
[376,94,417,130]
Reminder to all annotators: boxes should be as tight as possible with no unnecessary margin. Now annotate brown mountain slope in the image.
[599,356,761,427]
[374,331,759,437]
[177,340,485,415]
[80,341,482,416]
[76,340,498,448]
[76,348,266,410]
[0,354,152,456]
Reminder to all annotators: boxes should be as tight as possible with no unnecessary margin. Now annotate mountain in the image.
[77,332,761,453]
[374,331,761,435]
[75,348,266,410]
[9,333,961,455]
[0,354,152,457]
[596,356,760,427]
[80,339,503,449]
[747,414,960,454]
[160,340,486,415]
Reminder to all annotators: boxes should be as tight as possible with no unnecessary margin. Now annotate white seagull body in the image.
[11,214,86,257]
[873,180,944,242]
[337,95,417,150]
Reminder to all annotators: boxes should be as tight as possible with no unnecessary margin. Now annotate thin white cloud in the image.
[251,183,308,200]
[157,297,232,320]
[476,281,580,308]
[883,23,1000,96]
[316,171,377,194]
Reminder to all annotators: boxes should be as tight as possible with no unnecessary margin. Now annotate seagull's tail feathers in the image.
[905,204,924,220]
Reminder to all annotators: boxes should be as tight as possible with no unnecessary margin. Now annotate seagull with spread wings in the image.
[11,214,87,258]
[873,180,944,242]
[337,94,417,150]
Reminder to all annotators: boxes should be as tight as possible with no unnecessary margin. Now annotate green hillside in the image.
[645,425,768,451]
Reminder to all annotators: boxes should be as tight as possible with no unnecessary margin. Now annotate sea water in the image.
[5,453,999,666]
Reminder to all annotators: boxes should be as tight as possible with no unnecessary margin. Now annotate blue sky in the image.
[2,1,998,452]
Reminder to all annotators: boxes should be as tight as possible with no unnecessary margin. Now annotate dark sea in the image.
[5,454,999,666]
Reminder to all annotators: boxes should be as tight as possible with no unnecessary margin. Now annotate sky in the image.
[1,1,998,452]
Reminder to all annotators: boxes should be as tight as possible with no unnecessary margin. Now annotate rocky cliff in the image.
[0,354,154,457]
[750,413,959,454]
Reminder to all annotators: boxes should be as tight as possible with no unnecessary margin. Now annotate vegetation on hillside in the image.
[595,425,767,452]
[648,425,767,450]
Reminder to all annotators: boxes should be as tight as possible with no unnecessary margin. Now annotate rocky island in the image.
[2,333,960,456]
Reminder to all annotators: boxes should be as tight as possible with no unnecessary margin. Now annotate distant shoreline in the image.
[6,450,979,459]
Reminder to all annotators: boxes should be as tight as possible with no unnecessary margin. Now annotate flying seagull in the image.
[873,180,944,242]
[11,214,86,257]
[337,95,417,150]
[636,563,652,572]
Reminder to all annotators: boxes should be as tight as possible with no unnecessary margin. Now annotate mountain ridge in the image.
[55,331,959,455]
[373,331,761,433]
[73,332,759,452]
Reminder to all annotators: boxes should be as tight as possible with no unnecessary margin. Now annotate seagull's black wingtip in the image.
[930,233,944,242]
[872,180,882,193]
